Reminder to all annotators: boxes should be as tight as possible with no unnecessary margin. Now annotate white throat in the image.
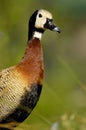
[33,31,42,40]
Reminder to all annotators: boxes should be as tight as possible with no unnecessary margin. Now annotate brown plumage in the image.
[0,9,61,130]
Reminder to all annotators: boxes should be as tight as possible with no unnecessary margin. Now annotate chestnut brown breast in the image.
[0,38,44,129]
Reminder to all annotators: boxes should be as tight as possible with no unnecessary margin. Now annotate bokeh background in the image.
[0,0,86,130]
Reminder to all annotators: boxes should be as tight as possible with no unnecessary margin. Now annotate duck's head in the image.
[28,9,61,40]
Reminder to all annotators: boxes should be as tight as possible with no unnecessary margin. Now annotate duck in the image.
[0,9,61,130]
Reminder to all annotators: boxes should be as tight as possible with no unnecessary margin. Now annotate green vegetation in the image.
[0,0,86,129]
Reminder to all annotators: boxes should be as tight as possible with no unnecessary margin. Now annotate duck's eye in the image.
[38,14,42,18]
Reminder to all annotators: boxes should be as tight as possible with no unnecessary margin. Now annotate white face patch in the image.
[35,9,53,29]
[33,31,42,39]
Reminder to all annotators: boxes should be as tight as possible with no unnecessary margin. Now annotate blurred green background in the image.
[0,0,86,130]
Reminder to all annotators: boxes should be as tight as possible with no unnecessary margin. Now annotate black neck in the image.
[28,27,44,41]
